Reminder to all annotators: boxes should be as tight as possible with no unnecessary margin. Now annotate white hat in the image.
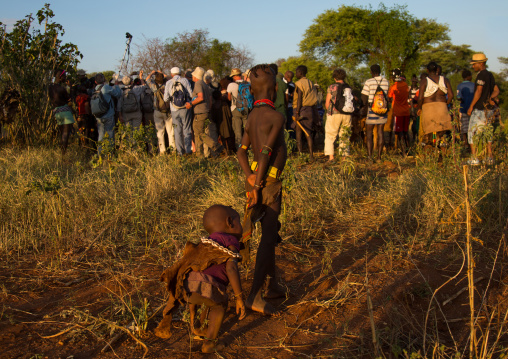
[122,76,132,86]
[171,67,181,74]
[192,67,205,80]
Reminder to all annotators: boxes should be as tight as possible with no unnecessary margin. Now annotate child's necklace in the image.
[253,99,275,109]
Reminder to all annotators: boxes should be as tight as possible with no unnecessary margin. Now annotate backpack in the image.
[90,85,111,118]
[140,87,154,113]
[370,79,389,115]
[332,83,355,114]
[235,81,254,115]
[154,84,170,113]
[121,86,139,113]
[169,81,188,108]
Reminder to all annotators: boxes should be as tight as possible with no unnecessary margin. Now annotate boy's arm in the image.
[237,129,253,179]
[467,85,483,116]
[249,114,285,208]
[445,78,454,105]
[417,79,427,113]
[226,255,246,320]
[325,92,332,111]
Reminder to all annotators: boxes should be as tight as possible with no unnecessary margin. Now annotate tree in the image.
[299,4,449,76]
[132,29,253,79]
[0,4,81,143]
[280,56,333,90]
[499,57,508,80]
[131,36,172,74]
[419,42,475,75]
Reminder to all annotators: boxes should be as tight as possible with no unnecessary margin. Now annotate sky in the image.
[1,0,507,74]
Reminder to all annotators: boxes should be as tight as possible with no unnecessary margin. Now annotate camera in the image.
[126,32,133,39]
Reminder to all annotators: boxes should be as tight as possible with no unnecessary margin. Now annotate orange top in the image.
[388,82,410,116]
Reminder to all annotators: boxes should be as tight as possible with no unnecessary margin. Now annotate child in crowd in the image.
[154,204,246,353]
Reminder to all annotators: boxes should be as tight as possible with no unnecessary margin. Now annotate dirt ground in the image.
[1,158,507,359]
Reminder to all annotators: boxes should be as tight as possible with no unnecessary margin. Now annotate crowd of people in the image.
[49,53,500,165]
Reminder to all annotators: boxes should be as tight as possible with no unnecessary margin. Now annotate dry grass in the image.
[1,142,508,358]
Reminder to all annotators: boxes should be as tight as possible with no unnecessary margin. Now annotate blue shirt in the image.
[456,81,475,114]
[94,84,122,119]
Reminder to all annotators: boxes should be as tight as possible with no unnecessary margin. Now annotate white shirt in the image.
[361,76,389,104]
[226,80,242,112]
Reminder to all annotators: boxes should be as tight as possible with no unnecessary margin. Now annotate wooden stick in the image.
[464,165,477,358]
[442,277,485,306]
[365,253,379,357]
[292,116,310,137]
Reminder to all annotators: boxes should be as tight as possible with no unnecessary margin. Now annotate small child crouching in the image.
[154,204,246,353]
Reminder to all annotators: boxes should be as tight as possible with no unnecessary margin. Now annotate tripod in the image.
[118,33,133,79]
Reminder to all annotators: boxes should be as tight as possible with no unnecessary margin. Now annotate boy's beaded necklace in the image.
[253,99,275,109]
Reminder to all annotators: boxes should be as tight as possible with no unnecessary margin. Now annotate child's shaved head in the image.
[203,204,238,234]
[249,64,276,100]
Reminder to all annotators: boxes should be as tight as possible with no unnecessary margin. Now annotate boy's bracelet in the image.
[234,291,243,298]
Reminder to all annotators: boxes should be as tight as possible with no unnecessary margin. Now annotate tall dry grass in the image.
[1,142,507,357]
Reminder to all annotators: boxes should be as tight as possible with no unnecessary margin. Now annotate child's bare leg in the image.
[265,270,286,299]
[201,304,226,353]
[186,292,226,352]
[246,205,281,315]
[306,133,314,161]
[376,124,384,160]
[296,125,303,154]
[192,305,209,337]
[154,300,179,339]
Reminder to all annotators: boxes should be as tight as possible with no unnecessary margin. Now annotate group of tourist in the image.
[49,53,500,165]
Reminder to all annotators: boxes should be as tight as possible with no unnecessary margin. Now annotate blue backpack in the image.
[236,81,254,115]
[170,81,189,108]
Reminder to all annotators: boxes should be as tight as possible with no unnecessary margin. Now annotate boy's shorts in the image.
[394,115,410,132]
[460,113,470,134]
[468,109,494,144]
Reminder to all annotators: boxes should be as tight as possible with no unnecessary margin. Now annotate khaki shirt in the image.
[293,77,318,109]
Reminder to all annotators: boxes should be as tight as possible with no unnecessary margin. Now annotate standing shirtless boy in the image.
[237,64,287,315]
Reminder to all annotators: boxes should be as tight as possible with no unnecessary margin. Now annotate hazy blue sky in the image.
[2,0,507,74]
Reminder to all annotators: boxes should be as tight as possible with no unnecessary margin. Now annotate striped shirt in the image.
[361,76,389,104]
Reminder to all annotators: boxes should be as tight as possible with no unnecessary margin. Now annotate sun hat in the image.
[192,67,205,80]
[230,68,242,77]
[470,53,488,64]
[171,67,181,74]
[122,76,132,86]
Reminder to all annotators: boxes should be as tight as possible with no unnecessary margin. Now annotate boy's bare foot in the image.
[264,281,287,299]
[154,323,172,339]
[202,339,225,353]
[192,326,208,338]
[246,296,281,316]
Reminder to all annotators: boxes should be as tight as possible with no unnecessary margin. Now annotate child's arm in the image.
[237,130,255,187]
[225,249,246,320]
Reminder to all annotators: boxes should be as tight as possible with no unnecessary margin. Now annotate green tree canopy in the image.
[0,4,81,143]
[299,4,449,76]
[499,57,508,80]
[419,42,475,75]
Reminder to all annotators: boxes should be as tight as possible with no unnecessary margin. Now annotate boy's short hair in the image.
[296,65,307,76]
[462,69,472,79]
[332,68,346,81]
[370,64,381,75]
[427,62,438,73]
[95,73,105,84]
